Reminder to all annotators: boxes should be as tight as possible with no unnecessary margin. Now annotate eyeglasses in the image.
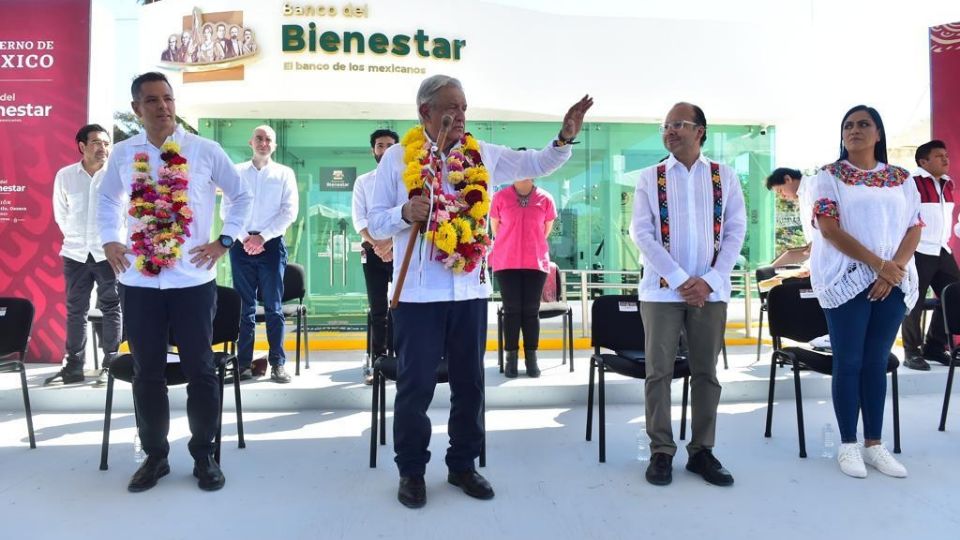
[658,120,700,134]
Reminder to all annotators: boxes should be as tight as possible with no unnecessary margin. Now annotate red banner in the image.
[0,0,91,362]
[930,23,960,264]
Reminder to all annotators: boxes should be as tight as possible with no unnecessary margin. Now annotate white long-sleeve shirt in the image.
[52,162,109,262]
[98,126,252,289]
[796,177,815,244]
[226,160,299,242]
[351,169,376,236]
[629,153,747,303]
[368,136,572,303]
[911,167,957,256]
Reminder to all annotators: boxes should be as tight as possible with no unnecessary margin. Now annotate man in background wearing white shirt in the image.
[630,102,746,488]
[902,140,959,371]
[99,72,252,492]
[49,124,120,385]
[766,167,814,246]
[227,125,299,383]
[368,74,592,508]
[352,128,398,385]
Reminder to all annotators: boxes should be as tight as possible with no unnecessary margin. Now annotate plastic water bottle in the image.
[133,432,145,463]
[636,430,650,462]
[821,423,836,459]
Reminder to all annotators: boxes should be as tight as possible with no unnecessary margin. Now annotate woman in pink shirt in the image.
[490,175,557,378]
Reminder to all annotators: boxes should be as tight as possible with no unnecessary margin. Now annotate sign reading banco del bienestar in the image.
[280,2,466,75]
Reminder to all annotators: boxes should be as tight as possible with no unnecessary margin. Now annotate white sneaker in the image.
[861,444,907,478]
[837,443,867,478]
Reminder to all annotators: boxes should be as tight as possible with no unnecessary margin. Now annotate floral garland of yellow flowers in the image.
[401,125,491,273]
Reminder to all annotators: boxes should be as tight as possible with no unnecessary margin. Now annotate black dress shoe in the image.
[398,476,426,508]
[447,470,495,500]
[192,455,225,491]
[903,355,931,371]
[524,350,541,378]
[686,449,734,486]
[127,456,170,493]
[923,350,953,366]
[44,366,85,385]
[645,452,673,486]
[504,351,519,378]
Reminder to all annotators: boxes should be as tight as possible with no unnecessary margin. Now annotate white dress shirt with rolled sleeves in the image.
[629,153,747,303]
[98,126,252,289]
[352,169,376,235]
[227,160,299,242]
[53,162,109,262]
[368,137,572,303]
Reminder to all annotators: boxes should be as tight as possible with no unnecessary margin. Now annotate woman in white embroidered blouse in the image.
[808,105,922,479]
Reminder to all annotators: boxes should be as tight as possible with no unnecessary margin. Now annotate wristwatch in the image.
[553,131,579,147]
[218,235,234,249]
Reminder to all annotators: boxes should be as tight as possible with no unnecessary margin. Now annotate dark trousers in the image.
[824,287,906,443]
[495,269,547,351]
[362,244,393,358]
[230,238,287,368]
[392,299,486,477]
[120,281,219,459]
[63,254,121,366]
[902,249,960,356]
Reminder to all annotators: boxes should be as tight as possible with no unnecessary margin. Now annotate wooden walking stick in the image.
[390,115,453,309]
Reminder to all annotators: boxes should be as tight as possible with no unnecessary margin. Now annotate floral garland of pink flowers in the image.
[129,141,193,276]
[401,125,491,273]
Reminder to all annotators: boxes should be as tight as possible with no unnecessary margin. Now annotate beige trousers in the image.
[640,301,727,457]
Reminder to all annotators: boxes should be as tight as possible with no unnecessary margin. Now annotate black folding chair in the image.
[99,286,246,470]
[920,295,942,343]
[763,279,901,457]
[87,308,103,371]
[369,313,486,468]
[497,262,575,373]
[255,262,309,375]
[88,308,127,371]
[937,282,960,431]
[754,265,777,364]
[585,295,689,463]
[0,297,36,449]
[364,308,394,379]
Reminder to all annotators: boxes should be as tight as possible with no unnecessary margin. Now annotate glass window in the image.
[203,119,775,330]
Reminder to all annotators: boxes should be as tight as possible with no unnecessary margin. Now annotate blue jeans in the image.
[823,286,906,443]
[230,237,287,368]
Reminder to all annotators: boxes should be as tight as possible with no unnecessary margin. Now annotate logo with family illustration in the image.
[159,7,259,73]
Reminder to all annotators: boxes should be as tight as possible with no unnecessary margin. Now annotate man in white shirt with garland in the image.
[902,140,960,371]
[226,125,299,383]
[98,72,252,493]
[49,124,121,385]
[352,128,398,385]
[368,74,592,509]
[630,102,746,488]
